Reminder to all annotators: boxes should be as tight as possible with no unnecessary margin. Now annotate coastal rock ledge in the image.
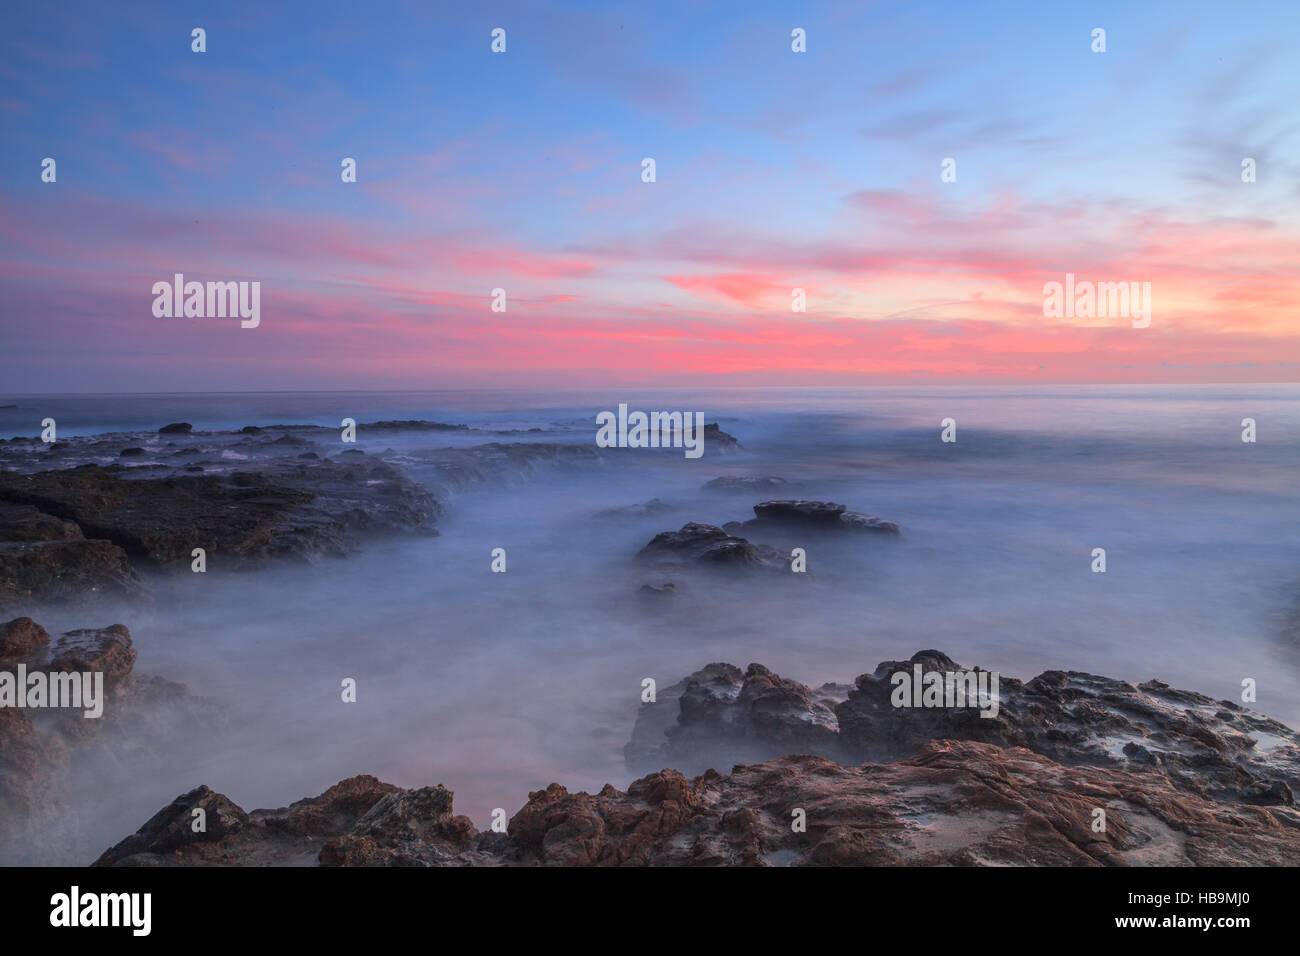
[93,652,1300,867]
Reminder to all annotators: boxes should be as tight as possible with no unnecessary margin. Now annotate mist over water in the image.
[5,384,1299,863]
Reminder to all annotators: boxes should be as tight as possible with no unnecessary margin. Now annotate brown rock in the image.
[0,617,50,664]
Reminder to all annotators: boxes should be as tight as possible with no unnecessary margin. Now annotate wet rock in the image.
[158,423,192,434]
[119,448,146,457]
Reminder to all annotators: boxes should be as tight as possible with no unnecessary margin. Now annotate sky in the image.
[1,0,1298,392]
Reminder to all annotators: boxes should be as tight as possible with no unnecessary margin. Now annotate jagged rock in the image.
[630,651,1300,809]
[626,663,852,773]
[263,775,400,838]
[343,787,475,849]
[97,739,1300,866]
[95,776,482,867]
[94,786,248,865]
[637,523,784,570]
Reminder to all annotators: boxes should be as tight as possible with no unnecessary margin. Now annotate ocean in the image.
[2,384,1297,861]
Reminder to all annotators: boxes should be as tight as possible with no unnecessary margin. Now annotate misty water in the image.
[3,384,1298,863]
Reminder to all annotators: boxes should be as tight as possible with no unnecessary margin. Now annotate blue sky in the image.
[2,1,1298,390]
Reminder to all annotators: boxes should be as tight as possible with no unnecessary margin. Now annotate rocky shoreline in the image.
[72,648,1299,867]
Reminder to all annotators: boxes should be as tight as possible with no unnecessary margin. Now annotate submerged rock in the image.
[725,499,900,536]
[596,498,675,519]
[638,522,785,571]
[703,476,796,493]
[703,423,741,453]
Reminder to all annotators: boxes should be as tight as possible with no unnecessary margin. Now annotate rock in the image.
[119,448,146,457]
[756,500,845,523]
[638,582,676,597]
[158,423,192,434]
[637,522,784,570]
[95,777,482,867]
[0,503,81,542]
[626,662,852,773]
[98,740,1300,866]
[1,620,219,865]
[339,787,475,849]
[263,775,400,838]
[633,650,1300,808]
[94,786,249,865]
[0,617,50,664]
[703,423,741,452]
[726,499,900,536]
[596,498,674,519]
[48,625,137,691]
[0,461,440,568]
[0,535,147,613]
[362,420,470,432]
[0,705,63,863]
[703,476,795,493]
